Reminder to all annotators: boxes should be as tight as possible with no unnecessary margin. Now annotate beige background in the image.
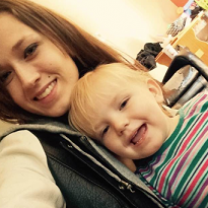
[32,0,178,57]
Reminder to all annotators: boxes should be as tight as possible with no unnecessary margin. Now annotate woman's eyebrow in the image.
[12,38,24,52]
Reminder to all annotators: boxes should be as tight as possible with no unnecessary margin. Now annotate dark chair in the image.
[162,47,208,108]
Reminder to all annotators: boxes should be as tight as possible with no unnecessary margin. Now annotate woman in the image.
[0,0,164,207]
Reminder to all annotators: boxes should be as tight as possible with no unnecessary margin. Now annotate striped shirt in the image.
[136,90,208,208]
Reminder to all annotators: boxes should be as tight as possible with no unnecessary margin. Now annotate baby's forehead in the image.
[88,86,131,116]
[91,80,126,99]
[93,74,128,89]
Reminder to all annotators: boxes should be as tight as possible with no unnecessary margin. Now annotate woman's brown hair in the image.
[0,0,146,124]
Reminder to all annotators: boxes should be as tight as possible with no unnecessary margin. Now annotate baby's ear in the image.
[146,79,164,103]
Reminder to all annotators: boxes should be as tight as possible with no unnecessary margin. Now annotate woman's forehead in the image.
[0,13,36,37]
[0,12,20,28]
[0,14,30,41]
[0,13,41,63]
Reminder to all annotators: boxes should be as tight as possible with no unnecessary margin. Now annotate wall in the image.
[32,0,178,57]
[0,0,178,133]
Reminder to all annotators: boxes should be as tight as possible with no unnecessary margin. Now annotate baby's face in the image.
[90,80,179,160]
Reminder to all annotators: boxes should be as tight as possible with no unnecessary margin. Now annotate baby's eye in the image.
[24,43,38,59]
[0,71,12,85]
[102,126,109,136]
[120,99,128,110]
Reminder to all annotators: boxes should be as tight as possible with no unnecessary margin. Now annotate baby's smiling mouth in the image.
[130,124,147,145]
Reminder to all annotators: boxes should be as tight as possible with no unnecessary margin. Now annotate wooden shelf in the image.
[156,12,208,66]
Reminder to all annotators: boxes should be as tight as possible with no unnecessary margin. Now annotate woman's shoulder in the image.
[0,117,81,140]
[0,130,65,208]
[1,129,43,145]
[0,129,48,165]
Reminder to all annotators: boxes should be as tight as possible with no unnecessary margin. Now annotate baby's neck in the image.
[117,157,136,172]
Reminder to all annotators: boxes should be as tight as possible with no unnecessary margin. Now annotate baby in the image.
[69,63,208,208]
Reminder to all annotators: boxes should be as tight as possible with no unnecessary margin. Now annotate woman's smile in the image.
[34,79,57,101]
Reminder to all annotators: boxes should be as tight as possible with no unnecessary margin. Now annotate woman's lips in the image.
[130,124,147,145]
[34,79,57,100]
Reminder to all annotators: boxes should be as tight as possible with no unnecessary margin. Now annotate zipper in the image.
[80,135,95,151]
[119,180,135,193]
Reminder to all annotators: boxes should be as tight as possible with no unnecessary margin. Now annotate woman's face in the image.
[0,13,79,117]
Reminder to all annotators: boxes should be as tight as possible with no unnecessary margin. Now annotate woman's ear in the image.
[146,79,164,103]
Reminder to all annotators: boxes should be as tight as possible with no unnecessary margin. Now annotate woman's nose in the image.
[14,63,40,88]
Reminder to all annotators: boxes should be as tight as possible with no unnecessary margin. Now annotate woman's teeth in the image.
[36,81,56,100]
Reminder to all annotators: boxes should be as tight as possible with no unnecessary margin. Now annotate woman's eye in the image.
[120,99,128,110]
[0,71,12,84]
[24,43,38,59]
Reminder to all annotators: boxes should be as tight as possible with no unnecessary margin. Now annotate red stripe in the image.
[178,159,208,205]
[158,112,208,192]
[185,94,206,119]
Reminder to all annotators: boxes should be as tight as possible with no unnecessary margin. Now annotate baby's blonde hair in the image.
[69,63,152,138]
